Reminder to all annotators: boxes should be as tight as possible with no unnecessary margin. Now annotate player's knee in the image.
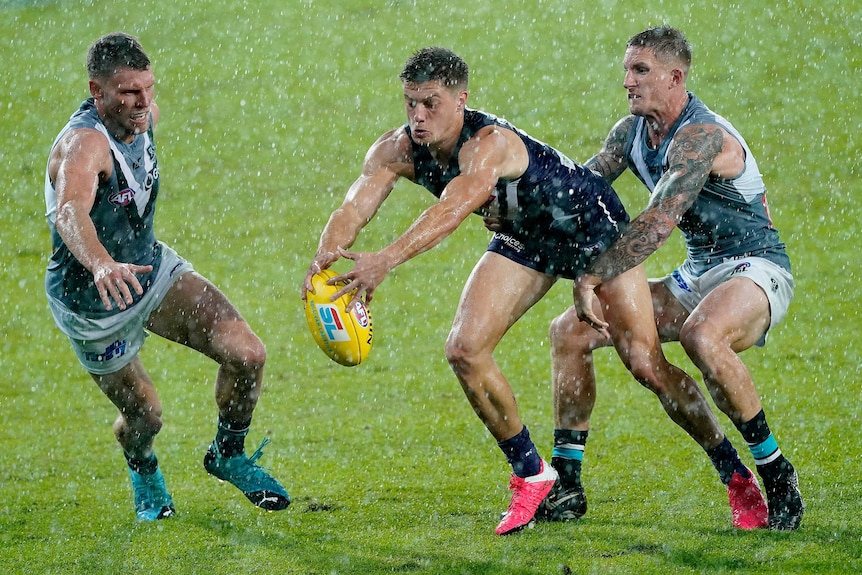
[678,318,717,362]
[223,327,267,373]
[242,335,267,371]
[444,330,481,376]
[549,310,606,357]
[623,347,670,395]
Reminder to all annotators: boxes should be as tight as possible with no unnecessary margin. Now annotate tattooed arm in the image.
[572,123,725,333]
[584,115,635,182]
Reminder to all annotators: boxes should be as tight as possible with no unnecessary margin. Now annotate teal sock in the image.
[552,429,587,490]
[215,416,251,458]
[125,451,158,475]
[738,409,794,485]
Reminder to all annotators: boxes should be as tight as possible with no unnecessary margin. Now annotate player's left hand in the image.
[329,247,391,311]
[573,274,610,338]
[482,216,505,232]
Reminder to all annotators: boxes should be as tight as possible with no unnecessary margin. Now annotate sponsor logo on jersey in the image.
[730,262,751,276]
[84,339,128,363]
[672,269,692,293]
[316,304,351,342]
[109,188,136,207]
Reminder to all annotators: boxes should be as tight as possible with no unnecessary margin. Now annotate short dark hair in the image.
[399,47,468,90]
[627,26,691,72]
[87,32,150,80]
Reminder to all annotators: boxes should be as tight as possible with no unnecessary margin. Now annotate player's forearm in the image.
[588,216,674,281]
[54,202,114,273]
[316,207,364,257]
[379,204,466,270]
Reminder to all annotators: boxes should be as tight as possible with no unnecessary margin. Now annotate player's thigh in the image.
[91,356,161,418]
[449,252,555,352]
[146,271,254,360]
[650,280,689,342]
[597,265,662,363]
[685,276,770,352]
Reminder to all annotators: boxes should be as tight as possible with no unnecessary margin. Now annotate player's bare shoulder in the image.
[364,126,415,180]
[48,127,113,185]
[676,121,745,179]
[460,123,528,180]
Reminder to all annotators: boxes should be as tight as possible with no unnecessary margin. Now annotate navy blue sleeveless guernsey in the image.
[408,109,628,275]
[44,98,162,316]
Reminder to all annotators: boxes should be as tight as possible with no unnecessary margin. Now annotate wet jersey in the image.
[407,109,628,276]
[624,92,790,275]
[44,98,162,316]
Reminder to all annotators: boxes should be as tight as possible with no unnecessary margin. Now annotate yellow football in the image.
[304,269,373,366]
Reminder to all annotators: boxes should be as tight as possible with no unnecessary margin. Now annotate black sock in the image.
[706,436,750,485]
[497,425,542,478]
[215,416,251,458]
[551,429,588,490]
[738,410,794,486]
[125,452,158,475]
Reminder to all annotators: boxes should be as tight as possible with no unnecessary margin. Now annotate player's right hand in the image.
[301,250,339,301]
[573,274,610,338]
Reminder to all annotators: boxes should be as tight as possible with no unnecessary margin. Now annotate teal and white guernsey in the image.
[624,92,790,276]
[44,98,162,316]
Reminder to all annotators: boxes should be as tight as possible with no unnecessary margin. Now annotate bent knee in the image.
[623,347,669,394]
[550,310,609,356]
[221,325,267,371]
[678,319,720,360]
[444,329,490,377]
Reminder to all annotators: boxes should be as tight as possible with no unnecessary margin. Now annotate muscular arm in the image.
[329,125,526,306]
[311,129,407,263]
[302,128,409,300]
[376,126,519,267]
[587,123,725,281]
[584,115,634,182]
[50,128,153,310]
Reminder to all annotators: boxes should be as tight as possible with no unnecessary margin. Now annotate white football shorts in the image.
[47,243,194,375]
[658,256,794,347]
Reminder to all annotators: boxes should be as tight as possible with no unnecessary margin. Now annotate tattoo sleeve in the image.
[584,116,633,182]
[588,123,724,281]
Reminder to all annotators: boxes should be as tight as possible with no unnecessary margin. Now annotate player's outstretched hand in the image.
[573,274,610,338]
[93,261,153,311]
[302,250,340,301]
[330,247,392,311]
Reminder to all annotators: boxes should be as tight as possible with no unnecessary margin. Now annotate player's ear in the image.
[89,79,102,100]
[456,91,468,112]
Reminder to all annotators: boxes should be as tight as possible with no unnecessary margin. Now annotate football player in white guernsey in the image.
[554,26,803,530]
[44,33,290,521]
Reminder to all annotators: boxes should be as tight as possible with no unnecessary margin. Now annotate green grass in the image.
[1,0,860,573]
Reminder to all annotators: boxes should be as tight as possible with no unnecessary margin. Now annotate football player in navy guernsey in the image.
[303,47,759,535]
[44,33,290,520]
[558,26,803,530]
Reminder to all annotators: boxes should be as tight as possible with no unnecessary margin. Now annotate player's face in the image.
[90,67,155,143]
[621,47,674,117]
[403,80,466,149]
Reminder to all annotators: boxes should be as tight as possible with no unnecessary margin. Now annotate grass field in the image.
[1,0,860,573]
